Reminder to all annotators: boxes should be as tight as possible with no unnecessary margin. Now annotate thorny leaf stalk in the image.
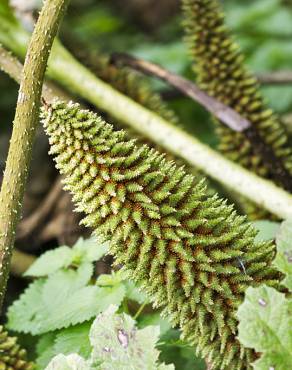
[0,0,70,311]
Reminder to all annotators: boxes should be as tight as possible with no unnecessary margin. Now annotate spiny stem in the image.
[0,0,70,311]
[0,44,70,102]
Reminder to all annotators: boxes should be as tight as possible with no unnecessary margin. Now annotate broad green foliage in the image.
[96,270,149,307]
[45,354,89,370]
[25,237,109,277]
[8,263,124,335]
[7,239,124,335]
[237,219,292,369]
[237,286,292,370]
[36,320,92,370]
[274,219,292,290]
[35,333,56,370]
[137,313,172,336]
[7,238,168,369]
[182,0,292,185]
[89,305,173,370]
[45,305,174,370]
[42,100,282,370]
[35,323,93,369]
[53,323,92,360]
[225,0,292,113]
[135,312,206,369]
[157,328,206,370]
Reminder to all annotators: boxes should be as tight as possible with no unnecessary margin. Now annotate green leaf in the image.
[36,324,93,368]
[25,237,109,277]
[24,246,73,277]
[8,263,125,335]
[95,271,124,287]
[89,305,174,370]
[45,354,89,370]
[40,306,175,370]
[0,0,16,21]
[158,328,206,370]
[71,237,109,265]
[253,220,280,242]
[7,278,46,333]
[96,270,148,305]
[237,285,292,370]
[158,364,175,370]
[275,219,292,290]
[123,280,148,305]
[95,273,126,313]
[137,312,172,337]
[36,333,57,370]
[54,322,92,360]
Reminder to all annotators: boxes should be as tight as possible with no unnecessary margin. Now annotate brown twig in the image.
[257,70,292,85]
[161,69,292,98]
[111,53,250,132]
[111,53,292,192]
[17,177,63,240]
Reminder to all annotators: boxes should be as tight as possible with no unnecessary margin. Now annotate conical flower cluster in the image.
[0,326,34,369]
[182,0,292,188]
[42,101,281,370]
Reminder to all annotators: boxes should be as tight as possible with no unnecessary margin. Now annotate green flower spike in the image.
[182,0,292,195]
[42,100,281,370]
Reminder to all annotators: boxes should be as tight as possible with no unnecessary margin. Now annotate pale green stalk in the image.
[42,43,292,220]
[1,25,292,220]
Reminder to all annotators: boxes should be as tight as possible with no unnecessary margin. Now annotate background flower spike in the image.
[182,0,292,217]
[0,325,35,369]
